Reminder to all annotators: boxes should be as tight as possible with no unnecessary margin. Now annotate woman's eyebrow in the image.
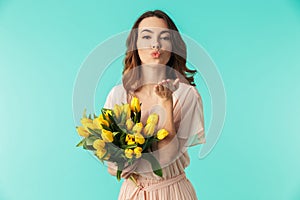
[141,29,153,34]
[160,30,170,34]
[140,29,170,34]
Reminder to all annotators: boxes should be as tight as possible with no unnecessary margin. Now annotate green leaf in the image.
[106,143,125,162]
[120,127,128,134]
[107,113,117,125]
[113,132,120,136]
[121,144,138,149]
[101,124,112,131]
[82,141,89,150]
[111,123,124,134]
[87,128,102,138]
[120,132,126,146]
[116,170,122,182]
[136,111,141,123]
[117,162,125,181]
[101,108,113,121]
[101,109,108,120]
[83,144,95,151]
[85,136,98,145]
[76,138,86,147]
[120,112,126,125]
[127,158,136,165]
[142,153,163,177]
[94,129,103,136]
[142,137,155,151]
[82,137,97,151]
[114,149,124,159]
[106,143,120,153]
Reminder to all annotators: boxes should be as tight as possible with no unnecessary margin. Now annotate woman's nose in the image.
[151,41,160,50]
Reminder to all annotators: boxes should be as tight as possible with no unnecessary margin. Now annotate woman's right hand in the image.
[107,160,140,179]
[120,161,139,179]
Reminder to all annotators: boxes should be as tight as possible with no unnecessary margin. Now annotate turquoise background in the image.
[1,0,300,199]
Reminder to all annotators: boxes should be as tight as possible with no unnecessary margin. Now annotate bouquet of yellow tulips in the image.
[76,97,169,181]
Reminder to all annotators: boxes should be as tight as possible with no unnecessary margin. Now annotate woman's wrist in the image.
[158,96,173,107]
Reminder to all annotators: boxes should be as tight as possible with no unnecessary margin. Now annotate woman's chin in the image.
[142,59,167,65]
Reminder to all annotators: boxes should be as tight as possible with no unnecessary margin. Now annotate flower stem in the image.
[129,175,138,187]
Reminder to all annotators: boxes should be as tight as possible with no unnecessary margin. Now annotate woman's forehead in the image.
[138,17,168,29]
[138,28,170,35]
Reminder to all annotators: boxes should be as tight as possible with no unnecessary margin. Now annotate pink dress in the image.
[104,82,206,200]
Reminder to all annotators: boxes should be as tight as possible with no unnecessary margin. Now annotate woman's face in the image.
[136,17,172,65]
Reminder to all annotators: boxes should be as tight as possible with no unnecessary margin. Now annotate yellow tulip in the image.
[146,113,159,125]
[113,104,122,119]
[133,147,142,158]
[143,123,156,137]
[125,149,133,159]
[130,97,141,112]
[125,134,134,142]
[97,114,109,127]
[126,119,134,130]
[93,118,103,129]
[103,110,113,122]
[81,118,96,130]
[101,129,114,142]
[122,104,131,120]
[93,139,105,150]
[76,126,90,138]
[127,138,135,145]
[96,148,107,159]
[157,129,169,140]
[134,133,145,145]
[133,146,142,153]
[104,109,112,117]
[135,152,142,158]
[81,118,93,124]
[132,122,143,133]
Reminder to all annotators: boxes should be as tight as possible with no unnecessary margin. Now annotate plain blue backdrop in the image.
[1,0,300,199]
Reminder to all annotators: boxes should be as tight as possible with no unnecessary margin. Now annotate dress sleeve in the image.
[176,86,206,148]
[103,87,115,109]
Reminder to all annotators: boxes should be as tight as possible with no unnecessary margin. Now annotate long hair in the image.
[123,10,197,92]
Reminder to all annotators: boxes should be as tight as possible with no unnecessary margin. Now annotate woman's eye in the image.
[160,37,170,40]
[142,36,151,39]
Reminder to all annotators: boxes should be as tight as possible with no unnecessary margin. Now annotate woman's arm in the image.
[156,99,179,165]
[154,79,180,165]
[107,161,117,176]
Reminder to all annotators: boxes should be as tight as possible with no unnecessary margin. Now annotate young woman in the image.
[104,10,206,200]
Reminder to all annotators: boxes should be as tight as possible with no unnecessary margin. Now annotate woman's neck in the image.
[139,63,167,85]
[133,64,166,96]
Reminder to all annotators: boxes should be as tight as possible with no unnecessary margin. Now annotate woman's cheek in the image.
[136,38,152,49]
[137,49,149,64]
[161,40,172,52]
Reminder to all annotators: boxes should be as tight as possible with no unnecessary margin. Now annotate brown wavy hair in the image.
[122,10,197,91]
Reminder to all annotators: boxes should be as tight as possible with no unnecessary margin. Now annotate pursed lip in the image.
[151,51,161,58]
